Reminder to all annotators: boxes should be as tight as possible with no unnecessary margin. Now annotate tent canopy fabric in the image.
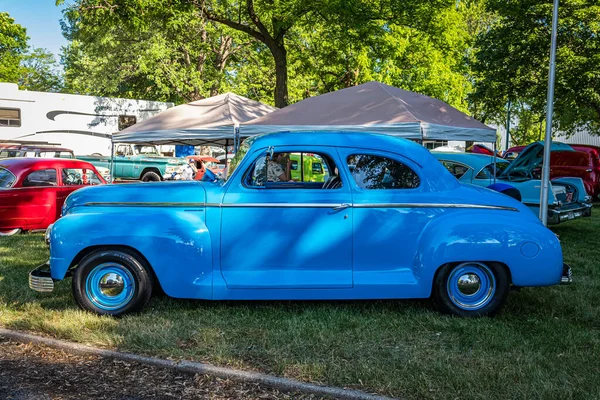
[112,92,277,146]
[242,81,495,142]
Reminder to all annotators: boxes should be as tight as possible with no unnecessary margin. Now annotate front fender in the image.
[49,206,212,299]
[414,209,563,294]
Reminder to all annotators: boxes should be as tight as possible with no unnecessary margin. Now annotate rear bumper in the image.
[548,203,592,225]
[29,263,54,292]
[561,263,573,284]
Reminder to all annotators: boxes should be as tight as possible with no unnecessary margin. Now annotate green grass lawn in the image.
[1,211,599,399]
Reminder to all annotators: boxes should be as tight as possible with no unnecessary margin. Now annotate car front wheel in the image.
[72,249,153,316]
[141,171,161,182]
[433,262,509,317]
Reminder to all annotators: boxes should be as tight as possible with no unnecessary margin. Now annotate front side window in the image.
[247,151,337,189]
[0,108,21,127]
[475,163,509,180]
[0,167,16,188]
[62,168,103,186]
[347,154,420,189]
[22,169,57,187]
[116,145,131,156]
[440,160,470,179]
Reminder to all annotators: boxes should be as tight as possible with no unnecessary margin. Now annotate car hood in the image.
[500,142,574,180]
[62,181,207,215]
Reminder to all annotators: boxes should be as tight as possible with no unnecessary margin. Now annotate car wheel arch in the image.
[139,167,162,181]
[431,260,513,294]
[68,245,162,292]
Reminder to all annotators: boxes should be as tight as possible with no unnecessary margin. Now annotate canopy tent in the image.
[242,81,495,142]
[112,92,277,147]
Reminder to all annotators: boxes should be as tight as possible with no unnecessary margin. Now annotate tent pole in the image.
[493,142,497,185]
[505,99,511,151]
[540,0,559,226]
[109,138,115,184]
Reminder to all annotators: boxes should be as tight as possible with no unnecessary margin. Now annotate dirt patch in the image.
[0,336,325,400]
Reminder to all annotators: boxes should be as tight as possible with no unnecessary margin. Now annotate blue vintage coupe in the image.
[30,132,570,317]
[433,143,593,224]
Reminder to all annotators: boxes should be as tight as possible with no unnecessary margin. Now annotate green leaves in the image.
[0,12,29,84]
[1,12,63,92]
[470,0,600,136]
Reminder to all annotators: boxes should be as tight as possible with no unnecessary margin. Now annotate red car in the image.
[557,145,600,199]
[186,156,223,180]
[503,145,526,160]
[0,158,106,236]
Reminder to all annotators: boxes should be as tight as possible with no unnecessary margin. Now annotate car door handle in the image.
[332,203,351,210]
[586,169,593,172]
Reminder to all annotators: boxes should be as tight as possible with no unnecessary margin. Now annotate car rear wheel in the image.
[0,228,22,236]
[433,262,509,317]
[72,249,153,316]
[141,171,161,182]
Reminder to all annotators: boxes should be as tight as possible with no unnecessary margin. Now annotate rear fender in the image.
[413,210,563,295]
[49,207,212,299]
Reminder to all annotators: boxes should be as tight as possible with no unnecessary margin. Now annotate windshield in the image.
[476,162,509,179]
[133,145,159,155]
[0,167,16,188]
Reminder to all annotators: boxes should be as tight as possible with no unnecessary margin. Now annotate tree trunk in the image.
[271,43,288,108]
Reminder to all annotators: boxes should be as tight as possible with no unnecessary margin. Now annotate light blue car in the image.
[433,142,592,224]
[30,131,570,318]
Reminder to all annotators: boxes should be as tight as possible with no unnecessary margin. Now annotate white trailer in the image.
[0,82,172,156]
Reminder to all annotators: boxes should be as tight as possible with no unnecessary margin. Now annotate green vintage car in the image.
[78,144,186,182]
[289,153,328,182]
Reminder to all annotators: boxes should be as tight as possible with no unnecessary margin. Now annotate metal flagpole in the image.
[539,0,560,226]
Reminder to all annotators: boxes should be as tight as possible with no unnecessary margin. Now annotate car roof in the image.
[0,157,97,170]
[249,131,435,166]
[432,152,509,171]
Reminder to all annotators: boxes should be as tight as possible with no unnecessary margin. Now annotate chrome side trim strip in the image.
[219,203,343,208]
[85,202,206,207]
[352,203,518,211]
[84,201,518,211]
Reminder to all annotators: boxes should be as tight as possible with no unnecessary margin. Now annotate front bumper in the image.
[561,263,573,284]
[29,263,54,292]
[548,203,593,225]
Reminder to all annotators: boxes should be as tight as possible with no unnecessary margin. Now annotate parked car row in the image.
[434,144,593,224]
[502,143,600,199]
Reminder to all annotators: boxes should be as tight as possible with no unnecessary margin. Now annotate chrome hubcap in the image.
[447,262,496,310]
[85,263,135,311]
[457,273,481,296]
[99,273,125,297]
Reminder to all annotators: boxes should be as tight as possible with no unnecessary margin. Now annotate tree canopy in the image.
[0,12,63,92]
[470,0,600,136]
[0,12,28,84]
